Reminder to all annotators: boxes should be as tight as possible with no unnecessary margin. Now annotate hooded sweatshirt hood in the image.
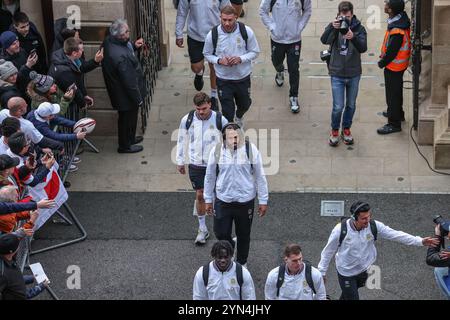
[388,11,411,30]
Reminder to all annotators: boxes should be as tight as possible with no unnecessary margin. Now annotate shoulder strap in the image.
[202,263,210,287]
[215,112,223,132]
[212,25,219,56]
[185,110,196,130]
[339,217,349,246]
[235,263,244,300]
[270,0,277,12]
[238,22,248,50]
[245,138,254,172]
[301,0,305,13]
[370,220,378,241]
[303,261,316,295]
[276,264,285,297]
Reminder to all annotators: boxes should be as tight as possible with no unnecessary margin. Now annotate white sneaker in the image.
[235,117,244,130]
[275,71,284,87]
[289,97,300,114]
[72,157,81,164]
[68,164,78,173]
[195,229,209,245]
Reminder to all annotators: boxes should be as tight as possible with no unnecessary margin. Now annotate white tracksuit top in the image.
[176,111,228,167]
[259,0,312,44]
[203,24,260,81]
[175,0,231,42]
[318,219,424,277]
[193,261,256,300]
[203,142,269,205]
[265,263,327,300]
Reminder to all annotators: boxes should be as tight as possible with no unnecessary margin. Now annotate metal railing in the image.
[125,0,162,134]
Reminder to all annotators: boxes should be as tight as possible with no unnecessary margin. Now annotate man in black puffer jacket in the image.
[9,12,48,74]
[48,37,103,112]
[102,18,148,154]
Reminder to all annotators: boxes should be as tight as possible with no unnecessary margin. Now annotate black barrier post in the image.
[30,202,87,256]
[412,0,421,130]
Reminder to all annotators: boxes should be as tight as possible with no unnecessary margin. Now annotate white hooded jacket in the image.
[259,0,312,44]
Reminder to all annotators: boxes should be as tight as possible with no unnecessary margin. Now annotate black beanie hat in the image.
[386,0,405,15]
[0,233,21,255]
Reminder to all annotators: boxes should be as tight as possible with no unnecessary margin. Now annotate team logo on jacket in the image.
[230,278,237,285]
[366,234,373,241]
[303,280,309,288]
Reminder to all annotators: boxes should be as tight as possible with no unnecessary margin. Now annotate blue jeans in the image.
[331,75,361,130]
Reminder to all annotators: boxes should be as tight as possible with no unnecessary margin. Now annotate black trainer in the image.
[377,124,402,135]
[118,145,144,154]
[194,74,204,91]
[382,111,405,121]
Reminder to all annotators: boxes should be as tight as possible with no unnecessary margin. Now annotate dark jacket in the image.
[9,22,48,74]
[0,201,37,216]
[0,64,32,108]
[0,257,26,300]
[102,35,148,111]
[27,111,77,142]
[320,16,367,78]
[0,9,13,35]
[426,238,450,268]
[378,11,411,69]
[0,47,29,71]
[51,18,68,55]
[48,48,100,109]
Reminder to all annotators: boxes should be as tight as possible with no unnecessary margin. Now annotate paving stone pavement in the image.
[67,0,450,193]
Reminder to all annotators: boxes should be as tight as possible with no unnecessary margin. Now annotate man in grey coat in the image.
[102,19,148,154]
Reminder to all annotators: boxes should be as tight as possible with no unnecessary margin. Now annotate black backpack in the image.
[185,110,223,131]
[270,0,306,12]
[202,262,244,300]
[339,218,378,246]
[212,22,248,56]
[276,261,316,297]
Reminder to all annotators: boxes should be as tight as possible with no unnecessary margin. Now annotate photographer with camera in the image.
[320,1,367,147]
[426,216,450,267]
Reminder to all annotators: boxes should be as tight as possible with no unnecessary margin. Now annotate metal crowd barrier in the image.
[12,102,100,299]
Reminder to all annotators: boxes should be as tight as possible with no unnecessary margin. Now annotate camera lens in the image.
[433,215,443,225]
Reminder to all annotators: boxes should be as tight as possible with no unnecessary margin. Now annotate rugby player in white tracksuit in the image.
[318,201,439,300]
[193,240,256,300]
[176,93,228,245]
[204,123,268,267]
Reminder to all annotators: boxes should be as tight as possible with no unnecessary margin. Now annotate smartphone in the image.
[68,83,77,91]
[28,154,35,166]
[29,49,37,57]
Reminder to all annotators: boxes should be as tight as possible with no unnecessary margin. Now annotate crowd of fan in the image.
[0,0,100,300]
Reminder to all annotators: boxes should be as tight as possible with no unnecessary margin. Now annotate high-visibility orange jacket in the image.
[380,27,411,72]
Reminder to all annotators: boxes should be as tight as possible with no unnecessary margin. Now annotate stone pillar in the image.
[431,0,450,105]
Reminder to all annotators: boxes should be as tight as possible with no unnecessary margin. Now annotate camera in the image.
[434,215,450,237]
[320,49,332,63]
[337,16,350,35]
